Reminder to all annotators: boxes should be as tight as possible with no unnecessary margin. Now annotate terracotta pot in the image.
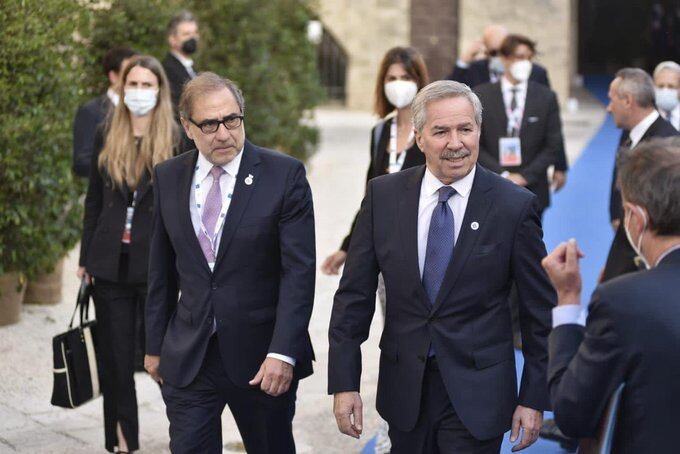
[24,258,64,305]
[0,272,26,326]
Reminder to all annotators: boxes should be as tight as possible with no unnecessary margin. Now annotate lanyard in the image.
[122,190,138,244]
[505,89,524,136]
[193,166,235,261]
[388,120,413,174]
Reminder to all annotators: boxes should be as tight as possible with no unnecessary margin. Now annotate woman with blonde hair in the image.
[78,54,179,453]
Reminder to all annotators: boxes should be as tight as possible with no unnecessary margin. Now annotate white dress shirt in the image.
[189,150,295,366]
[629,110,659,148]
[417,166,476,277]
[501,77,528,117]
[171,51,196,78]
[660,104,680,131]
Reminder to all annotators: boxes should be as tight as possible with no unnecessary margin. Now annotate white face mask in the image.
[655,87,679,113]
[384,80,418,109]
[124,88,158,116]
[510,60,532,83]
[489,56,505,75]
[624,205,650,269]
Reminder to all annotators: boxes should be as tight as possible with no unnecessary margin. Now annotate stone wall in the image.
[410,0,459,81]
[458,0,577,104]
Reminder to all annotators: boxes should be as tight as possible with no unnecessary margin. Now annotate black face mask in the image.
[181,38,198,55]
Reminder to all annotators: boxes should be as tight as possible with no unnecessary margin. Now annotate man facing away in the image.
[328,80,556,453]
[145,72,316,453]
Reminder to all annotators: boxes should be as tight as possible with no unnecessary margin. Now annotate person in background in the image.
[78,55,179,453]
[73,47,137,177]
[542,138,680,453]
[321,46,429,277]
[653,61,680,131]
[163,10,200,110]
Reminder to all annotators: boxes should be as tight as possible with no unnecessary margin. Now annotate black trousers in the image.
[161,336,298,454]
[93,256,147,452]
[389,358,503,454]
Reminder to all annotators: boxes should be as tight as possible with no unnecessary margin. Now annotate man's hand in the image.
[144,354,162,384]
[541,239,584,306]
[333,391,363,439]
[76,266,92,285]
[510,405,543,452]
[321,250,347,276]
[249,357,293,396]
[551,170,567,192]
[508,173,528,187]
[461,39,485,64]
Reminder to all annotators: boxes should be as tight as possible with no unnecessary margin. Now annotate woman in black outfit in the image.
[78,55,178,453]
[321,46,430,275]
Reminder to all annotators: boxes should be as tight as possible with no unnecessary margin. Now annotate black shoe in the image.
[540,419,578,452]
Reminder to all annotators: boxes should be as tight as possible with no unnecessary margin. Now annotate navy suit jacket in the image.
[146,141,316,388]
[328,164,555,440]
[72,94,112,177]
[549,249,680,453]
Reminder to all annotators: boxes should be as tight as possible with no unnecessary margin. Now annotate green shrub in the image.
[0,0,88,278]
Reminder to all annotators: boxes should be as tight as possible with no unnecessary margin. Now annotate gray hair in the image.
[614,68,656,108]
[653,61,680,80]
[617,137,680,235]
[167,10,197,36]
[412,80,483,132]
[179,72,245,120]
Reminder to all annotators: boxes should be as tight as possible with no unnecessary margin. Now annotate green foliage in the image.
[0,0,87,278]
[190,0,324,160]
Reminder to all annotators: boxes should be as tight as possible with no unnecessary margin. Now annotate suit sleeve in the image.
[79,129,105,267]
[72,104,98,177]
[145,166,179,356]
[328,181,380,393]
[519,91,561,185]
[476,93,505,174]
[609,163,622,223]
[268,161,316,362]
[512,195,556,411]
[548,291,626,438]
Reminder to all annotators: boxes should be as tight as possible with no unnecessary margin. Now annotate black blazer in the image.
[328,164,556,440]
[162,52,194,109]
[549,249,680,453]
[146,142,316,388]
[603,116,678,281]
[475,81,563,212]
[340,117,426,251]
[79,129,154,283]
[72,95,112,177]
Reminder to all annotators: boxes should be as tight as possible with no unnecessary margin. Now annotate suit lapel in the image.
[134,171,152,203]
[431,165,494,313]
[398,166,431,309]
[491,84,508,135]
[213,141,262,269]
[178,150,211,273]
[520,82,537,135]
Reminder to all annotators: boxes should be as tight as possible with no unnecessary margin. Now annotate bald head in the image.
[483,24,509,53]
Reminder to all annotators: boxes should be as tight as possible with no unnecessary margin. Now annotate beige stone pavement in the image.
[0,88,605,453]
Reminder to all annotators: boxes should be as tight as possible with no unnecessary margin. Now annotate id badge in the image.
[122,206,134,244]
[499,137,522,167]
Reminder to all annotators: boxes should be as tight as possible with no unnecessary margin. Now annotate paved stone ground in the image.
[0,89,604,454]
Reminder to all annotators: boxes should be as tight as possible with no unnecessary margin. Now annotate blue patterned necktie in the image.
[422,186,457,305]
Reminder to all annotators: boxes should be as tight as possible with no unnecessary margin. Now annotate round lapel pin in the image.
[245,174,253,186]
[471,221,479,231]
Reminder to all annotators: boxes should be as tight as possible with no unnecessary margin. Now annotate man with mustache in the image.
[329,80,555,452]
[145,72,316,453]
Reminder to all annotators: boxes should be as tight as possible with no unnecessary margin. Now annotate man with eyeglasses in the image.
[145,72,316,454]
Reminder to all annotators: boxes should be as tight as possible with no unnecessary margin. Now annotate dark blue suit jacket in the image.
[328,164,555,440]
[146,141,316,388]
[549,249,680,453]
[72,95,112,177]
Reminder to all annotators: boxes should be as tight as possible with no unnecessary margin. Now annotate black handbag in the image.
[51,279,101,408]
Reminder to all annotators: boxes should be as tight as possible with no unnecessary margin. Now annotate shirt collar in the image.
[171,51,194,68]
[629,110,659,147]
[655,243,680,267]
[501,76,528,94]
[422,165,476,199]
[195,146,244,182]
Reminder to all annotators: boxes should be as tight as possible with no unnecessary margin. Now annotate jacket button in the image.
[108,202,114,208]
[211,283,218,290]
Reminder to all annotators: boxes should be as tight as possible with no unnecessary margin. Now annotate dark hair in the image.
[167,10,197,36]
[179,72,245,120]
[374,46,430,118]
[499,34,537,58]
[617,137,680,235]
[614,68,656,108]
[102,47,137,77]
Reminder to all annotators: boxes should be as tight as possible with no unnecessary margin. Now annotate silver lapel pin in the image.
[245,174,254,186]
[471,221,479,231]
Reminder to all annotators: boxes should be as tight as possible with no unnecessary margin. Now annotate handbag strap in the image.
[69,279,92,328]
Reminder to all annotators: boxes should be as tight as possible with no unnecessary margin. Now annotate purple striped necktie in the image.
[198,166,226,264]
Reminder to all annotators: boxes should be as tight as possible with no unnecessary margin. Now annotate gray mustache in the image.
[440,149,471,160]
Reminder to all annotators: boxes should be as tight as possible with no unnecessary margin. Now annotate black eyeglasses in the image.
[189,114,244,134]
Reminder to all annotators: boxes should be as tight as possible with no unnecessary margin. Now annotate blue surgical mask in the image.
[655,87,679,113]
[124,88,158,117]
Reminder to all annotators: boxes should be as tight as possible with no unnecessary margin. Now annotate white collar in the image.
[171,51,194,68]
[501,76,528,94]
[422,165,476,199]
[106,87,120,106]
[195,147,244,182]
[629,110,659,147]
